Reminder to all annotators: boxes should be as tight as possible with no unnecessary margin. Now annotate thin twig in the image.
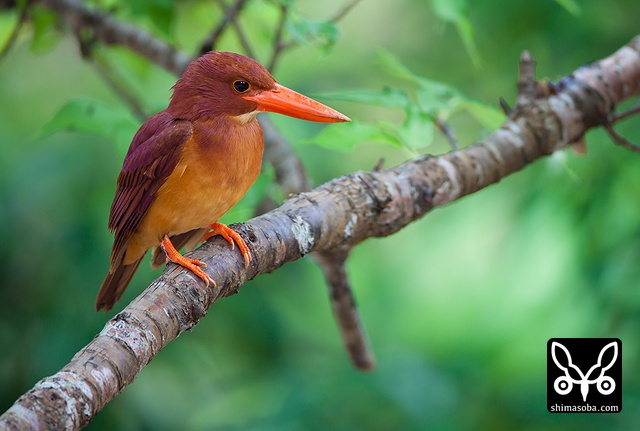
[0,4,27,61]
[372,157,385,172]
[434,116,458,150]
[267,0,362,71]
[329,0,362,22]
[266,1,288,71]
[212,0,256,58]
[38,0,191,75]
[197,0,248,57]
[604,121,640,153]
[314,248,375,371]
[227,12,255,59]
[92,52,148,122]
[499,97,512,115]
[611,102,640,122]
[516,50,537,104]
[269,40,295,71]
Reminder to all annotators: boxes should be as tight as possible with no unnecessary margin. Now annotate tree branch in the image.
[314,248,375,370]
[37,0,190,75]
[2,34,640,430]
[258,0,369,367]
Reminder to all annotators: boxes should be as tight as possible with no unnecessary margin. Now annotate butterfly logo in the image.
[551,341,617,402]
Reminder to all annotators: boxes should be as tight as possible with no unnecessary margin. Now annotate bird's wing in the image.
[108,111,193,266]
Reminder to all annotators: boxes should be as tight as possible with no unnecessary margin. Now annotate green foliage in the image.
[554,0,582,16]
[430,0,481,66]
[0,11,17,46]
[123,0,176,38]
[375,49,502,129]
[320,85,411,108]
[284,11,339,54]
[312,49,504,152]
[40,98,141,155]
[29,6,61,53]
[457,99,505,130]
[310,118,401,151]
[397,103,435,150]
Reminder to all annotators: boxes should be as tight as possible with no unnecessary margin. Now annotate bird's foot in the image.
[202,222,252,268]
[161,235,216,286]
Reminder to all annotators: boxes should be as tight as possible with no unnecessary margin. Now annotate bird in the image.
[96,51,350,312]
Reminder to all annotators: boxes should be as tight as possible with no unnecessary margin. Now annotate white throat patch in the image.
[233,111,259,124]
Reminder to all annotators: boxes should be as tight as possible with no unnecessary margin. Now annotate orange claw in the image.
[201,222,252,268]
[161,235,216,286]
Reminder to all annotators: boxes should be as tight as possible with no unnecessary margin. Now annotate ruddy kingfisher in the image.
[96,51,350,312]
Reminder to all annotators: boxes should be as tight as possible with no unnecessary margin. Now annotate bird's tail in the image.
[96,257,144,312]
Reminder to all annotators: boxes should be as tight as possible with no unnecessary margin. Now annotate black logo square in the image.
[547,338,621,413]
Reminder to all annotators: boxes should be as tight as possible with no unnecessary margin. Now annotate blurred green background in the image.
[1,0,640,429]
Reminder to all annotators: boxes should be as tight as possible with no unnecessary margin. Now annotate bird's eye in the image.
[233,81,250,93]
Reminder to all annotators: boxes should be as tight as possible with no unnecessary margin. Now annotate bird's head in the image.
[168,51,350,124]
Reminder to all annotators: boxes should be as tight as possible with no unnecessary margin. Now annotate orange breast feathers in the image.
[123,118,264,265]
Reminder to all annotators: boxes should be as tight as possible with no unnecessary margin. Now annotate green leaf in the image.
[430,0,469,22]
[457,100,505,130]
[40,98,140,154]
[376,48,470,94]
[430,0,481,66]
[126,0,176,38]
[453,16,482,67]
[29,6,61,54]
[285,13,339,53]
[416,81,462,114]
[339,49,500,151]
[397,105,435,150]
[319,87,410,109]
[0,12,17,46]
[554,0,582,16]
[375,50,465,114]
[376,49,423,84]
[309,120,401,152]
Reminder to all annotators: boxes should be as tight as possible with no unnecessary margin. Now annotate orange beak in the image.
[243,83,350,123]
